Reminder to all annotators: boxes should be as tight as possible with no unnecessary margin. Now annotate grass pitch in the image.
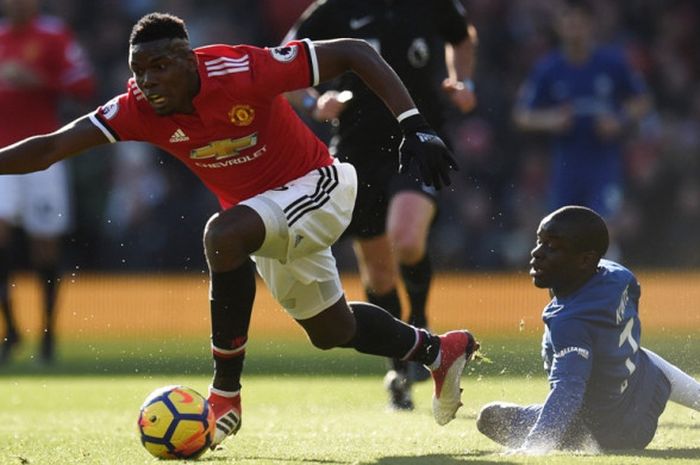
[0,360,698,464]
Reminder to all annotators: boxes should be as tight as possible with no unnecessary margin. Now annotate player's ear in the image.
[186,50,197,68]
[579,250,600,270]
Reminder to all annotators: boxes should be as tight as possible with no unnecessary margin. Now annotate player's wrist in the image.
[397,109,430,134]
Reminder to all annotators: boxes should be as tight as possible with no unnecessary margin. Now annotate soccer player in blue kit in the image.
[476,206,700,453]
[513,0,651,227]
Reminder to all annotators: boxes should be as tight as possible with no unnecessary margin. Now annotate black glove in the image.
[398,113,459,190]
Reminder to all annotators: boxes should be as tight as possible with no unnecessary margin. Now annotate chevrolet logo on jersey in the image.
[190,133,258,161]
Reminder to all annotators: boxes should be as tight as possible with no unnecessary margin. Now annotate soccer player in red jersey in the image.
[0,0,94,363]
[0,13,478,447]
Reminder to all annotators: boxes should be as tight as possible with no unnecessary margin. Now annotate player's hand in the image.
[442,78,477,113]
[595,113,625,140]
[0,61,44,88]
[313,90,352,122]
[398,113,459,190]
[548,105,574,134]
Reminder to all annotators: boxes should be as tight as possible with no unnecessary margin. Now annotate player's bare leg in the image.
[30,236,62,364]
[203,205,264,449]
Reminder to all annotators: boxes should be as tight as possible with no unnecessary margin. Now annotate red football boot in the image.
[431,330,479,425]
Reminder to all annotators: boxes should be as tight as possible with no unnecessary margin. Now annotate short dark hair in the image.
[550,205,609,257]
[129,12,189,46]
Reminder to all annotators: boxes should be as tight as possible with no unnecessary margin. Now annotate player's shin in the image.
[209,259,256,392]
[341,302,440,365]
[366,289,409,371]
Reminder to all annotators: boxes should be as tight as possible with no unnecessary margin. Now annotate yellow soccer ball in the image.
[137,385,215,460]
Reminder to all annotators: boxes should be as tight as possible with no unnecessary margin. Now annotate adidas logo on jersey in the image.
[169,129,190,143]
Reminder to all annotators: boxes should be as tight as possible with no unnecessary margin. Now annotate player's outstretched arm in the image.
[442,24,478,113]
[312,38,459,189]
[0,115,109,174]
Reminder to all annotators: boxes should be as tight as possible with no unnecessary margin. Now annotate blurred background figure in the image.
[0,0,94,364]
[512,0,652,260]
[285,0,477,410]
[0,1,697,346]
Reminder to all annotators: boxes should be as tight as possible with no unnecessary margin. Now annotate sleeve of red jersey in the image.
[248,39,320,96]
[89,83,149,143]
[55,28,95,100]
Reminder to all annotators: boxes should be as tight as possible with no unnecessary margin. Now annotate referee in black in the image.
[286,0,477,410]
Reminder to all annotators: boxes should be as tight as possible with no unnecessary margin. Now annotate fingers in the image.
[398,136,459,190]
[416,157,433,188]
[436,162,451,189]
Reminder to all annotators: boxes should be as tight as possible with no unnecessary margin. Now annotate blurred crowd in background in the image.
[13,0,700,272]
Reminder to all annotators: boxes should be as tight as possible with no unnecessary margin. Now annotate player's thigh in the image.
[596,364,671,450]
[242,160,357,264]
[21,163,71,238]
[254,247,344,321]
[352,235,397,293]
[386,189,436,261]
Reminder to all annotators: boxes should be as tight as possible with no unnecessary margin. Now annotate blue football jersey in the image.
[518,46,647,216]
[524,259,670,449]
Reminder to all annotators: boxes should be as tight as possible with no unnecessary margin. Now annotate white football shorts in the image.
[241,159,357,320]
[0,162,71,237]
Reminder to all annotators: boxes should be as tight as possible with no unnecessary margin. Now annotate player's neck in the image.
[563,41,592,65]
[552,269,597,299]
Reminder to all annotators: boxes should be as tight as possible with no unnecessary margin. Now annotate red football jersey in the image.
[90,40,333,209]
[0,15,94,145]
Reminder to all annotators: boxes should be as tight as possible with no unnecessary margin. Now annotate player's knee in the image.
[203,212,248,266]
[389,233,425,265]
[364,269,396,295]
[476,402,504,438]
[203,213,226,251]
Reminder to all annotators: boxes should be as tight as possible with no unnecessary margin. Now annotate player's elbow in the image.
[1,137,55,174]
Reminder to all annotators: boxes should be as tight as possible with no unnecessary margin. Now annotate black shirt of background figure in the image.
[290,0,469,167]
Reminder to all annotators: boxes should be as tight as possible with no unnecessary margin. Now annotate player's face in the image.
[557,7,593,46]
[129,39,199,116]
[529,216,589,297]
